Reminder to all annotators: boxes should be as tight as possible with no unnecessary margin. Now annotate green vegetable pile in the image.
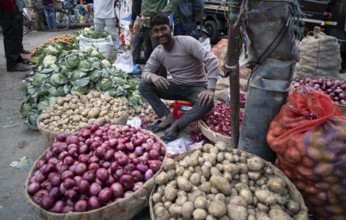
[21,49,142,130]
[77,27,108,39]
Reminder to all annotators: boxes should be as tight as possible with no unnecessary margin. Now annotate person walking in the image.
[93,0,121,53]
[16,0,31,54]
[0,0,30,72]
[139,12,218,142]
[42,0,57,31]
[129,0,144,64]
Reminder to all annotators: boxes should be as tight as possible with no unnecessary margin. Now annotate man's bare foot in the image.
[157,113,176,128]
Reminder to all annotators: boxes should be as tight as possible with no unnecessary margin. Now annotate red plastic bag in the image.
[267,87,346,220]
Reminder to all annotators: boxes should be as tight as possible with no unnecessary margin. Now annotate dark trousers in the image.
[132,27,144,64]
[0,10,21,70]
[18,13,24,51]
[139,81,214,130]
[142,26,167,78]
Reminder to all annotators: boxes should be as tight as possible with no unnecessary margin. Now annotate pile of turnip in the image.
[38,91,127,134]
[26,124,166,213]
[150,142,308,220]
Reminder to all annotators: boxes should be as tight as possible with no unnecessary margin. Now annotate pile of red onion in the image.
[202,103,244,137]
[26,124,166,213]
[291,77,346,105]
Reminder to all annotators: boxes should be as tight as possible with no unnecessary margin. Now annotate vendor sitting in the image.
[139,12,219,142]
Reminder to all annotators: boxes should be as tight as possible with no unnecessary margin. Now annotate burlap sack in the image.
[296,26,342,78]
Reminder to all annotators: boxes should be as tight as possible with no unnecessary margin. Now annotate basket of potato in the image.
[37,91,128,141]
[149,142,308,220]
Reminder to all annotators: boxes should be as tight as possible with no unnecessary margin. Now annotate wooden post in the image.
[224,1,241,148]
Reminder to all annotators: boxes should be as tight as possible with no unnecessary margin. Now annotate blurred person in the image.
[16,0,31,54]
[93,0,121,53]
[129,0,143,64]
[0,0,29,72]
[42,0,57,31]
[139,13,218,142]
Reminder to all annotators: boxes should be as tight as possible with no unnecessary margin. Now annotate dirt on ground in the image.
[0,30,78,220]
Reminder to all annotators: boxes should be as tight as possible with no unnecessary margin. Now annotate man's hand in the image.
[150,74,170,90]
[198,89,215,106]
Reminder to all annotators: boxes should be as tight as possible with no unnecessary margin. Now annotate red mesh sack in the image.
[267,87,346,220]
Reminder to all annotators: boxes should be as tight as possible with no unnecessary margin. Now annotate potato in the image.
[188,155,199,167]
[168,204,182,217]
[208,200,227,217]
[165,184,178,201]
[257,203,269,212]
[163,158,176,171]
[181,201,194,219]
[206,215,217,220]
[269,208,291,220]
[248,171,261,180]
[177,176,192,192]
[193,209,207,220]
[189,173,201,185]
[152,192,162,203]
[188,190,205,202]
[155,172,169,185]
[164,201,172,209]
[239,188,253,205]
[175,196,188,206]
[166,170,176,181]
[215,141,227,151]
[87,108,100,118]
[175,166,184,176]
[211,167,221,176]
[199,182,211,193]
[214,193,226,203]
[194,196,208,209]
[255,190,277,205]
[227,205,247,220]
[267,177,286,194]
[256,212,271,220]
[210,176,232,195]
[229,196,247,206]
[287,200,301,214]
[201,166,211,178]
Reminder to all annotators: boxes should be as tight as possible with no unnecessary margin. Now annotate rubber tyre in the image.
[204,20,220,44]
[56,10,70,30]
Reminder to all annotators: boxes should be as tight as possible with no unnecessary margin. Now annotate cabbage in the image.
[78,60,92,72]
[50,74,68,87]
[56,86,66,96]
[96,78,113,91]
[71,85,89,94]
[89,70,102,82]
[70,70,87,81]
[71,77,90,87]
[32,74,49,87]
[65,54,80,69]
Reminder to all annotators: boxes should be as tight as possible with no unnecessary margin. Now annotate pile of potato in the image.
[38,91,127,134]
[150,142,308,220]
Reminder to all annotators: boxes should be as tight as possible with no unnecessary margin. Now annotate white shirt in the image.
[94,0,116,19]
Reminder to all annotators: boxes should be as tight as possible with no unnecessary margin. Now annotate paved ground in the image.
[0,29,80,220]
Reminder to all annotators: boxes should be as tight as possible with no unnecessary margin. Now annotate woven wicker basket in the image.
[198,120,231,145]
[25,128,167,220]
[37,112,128,142]
[149,147,309,220]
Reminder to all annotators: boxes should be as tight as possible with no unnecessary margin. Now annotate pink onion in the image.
[88,196,101,209]
[111,182,124,198]
[96,168,109,182]
[98,187,112,204]
[74,200,88,212]
[89,182,102,196]
[119,174,134,190]
[50,200,65,213]
[27,182,40,195]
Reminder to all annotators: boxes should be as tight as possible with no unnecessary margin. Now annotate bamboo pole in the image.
[224,1,241,148]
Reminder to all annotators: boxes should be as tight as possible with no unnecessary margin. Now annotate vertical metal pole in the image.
[225,1,241,148]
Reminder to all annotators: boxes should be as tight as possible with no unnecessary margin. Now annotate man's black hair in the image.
[150,12,170,28]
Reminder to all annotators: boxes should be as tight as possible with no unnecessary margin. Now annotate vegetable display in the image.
[21,49,142,129]
[150,142,308,220]
[38,91,127,134]
[26,124,166,213]
[291,77,346,105]
[202,102,244,137]
[77,27,109,39]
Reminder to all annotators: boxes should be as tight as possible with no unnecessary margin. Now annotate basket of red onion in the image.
[291,77,346,114]
[198,103,244,145]
[24,124,167,220]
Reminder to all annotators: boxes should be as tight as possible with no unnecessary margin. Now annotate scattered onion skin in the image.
[27,124,165,212]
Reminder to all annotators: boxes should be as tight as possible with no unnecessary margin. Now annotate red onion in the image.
[104,149,115,161]
[119,174,134,190]
[48,173,61,187]
[67,135,79,144]
[134,147,144,156]
[74,163,87,176]
[117,154,129,166]
[63,156,74,166]
[61,170,74,180]
[98,187,113,204]
[124,191,133,198]
[96,168,109,182]
[148,160,162,172]
[89,155,99,163]
[62,205,73,213]
[111,183,124,198]
[58,151,68,160]
[79,144,89,154]
[65,189,79,201]
[148,150,160,160]
[27,182,40,195]
[35,172,46,183]
[77,179,90,194]
[89,182,102,196]
[115,169,124,178]
[40,195,55,210]
[88,196,101,209]
[83,171,96,182]
[144,169,154,181]
[74,200,88,212]
[56,134,66,142]
[95,146,106,158]
[78,154,90,163]
[102,161,111,169]
[108,138,118,149]
[50,200,65,213]
[49,187,61,200]
[41,163,55,175]
[136,164,148,173]
[124,163,135,173]
[63,178,76,189]
[88,163,100,171]
[33,189,48,204]
[131,170,143,182]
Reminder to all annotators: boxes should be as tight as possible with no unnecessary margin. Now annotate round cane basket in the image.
[37,112,128,142]
[198,120,231,145]
[25,127,167,220]
[149,147,309,220]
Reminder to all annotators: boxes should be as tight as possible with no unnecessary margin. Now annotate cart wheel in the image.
[56,10,70,30]
[205,20,220,44]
